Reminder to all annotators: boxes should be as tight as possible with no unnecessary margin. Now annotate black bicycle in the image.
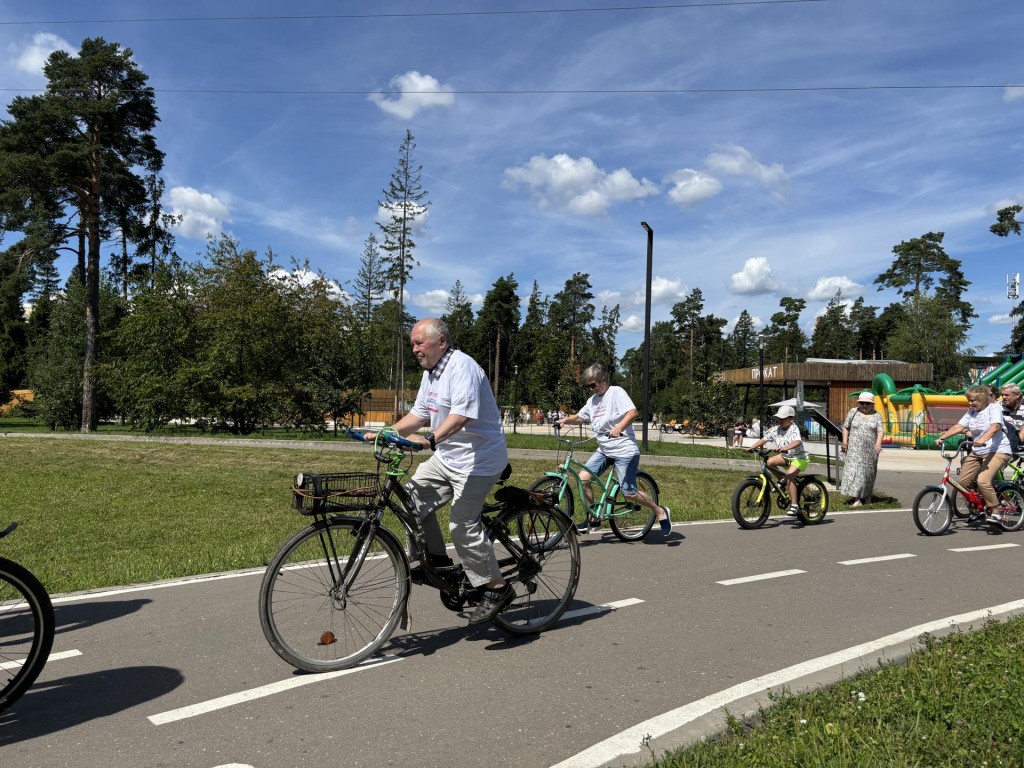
[1,523,55,713]
[259,429,581,672]
[731,447,830,529]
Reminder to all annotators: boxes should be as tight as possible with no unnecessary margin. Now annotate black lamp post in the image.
[640,221,653,452]
[512,364,518,434]
[757,333,766,438]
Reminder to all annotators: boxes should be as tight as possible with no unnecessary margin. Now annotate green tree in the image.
[548,272,595,366]
[0,37,164,431]
[378,129,429,413]
[727,310,758,369]
[809,291,855,359]
[884,294,969,390]
[763,297,807,364]
[874,232,954,300]
[671,288,704,384]
[0,245,30,401]
[848,297,881,360]
[991,205,1023,352]
[442,279,476,353]
[475,273,520,396]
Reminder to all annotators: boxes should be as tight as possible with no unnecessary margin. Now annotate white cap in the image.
[857,391,875,403]
[775,405,795,419]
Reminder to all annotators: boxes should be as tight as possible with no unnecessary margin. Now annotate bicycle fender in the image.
[322,515,412,587]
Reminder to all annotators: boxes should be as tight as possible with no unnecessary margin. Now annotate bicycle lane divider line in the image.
[838,554,916,566]
[948,543,1020,553]
[146,655,403,726]
[548,597,1024,768]
[49,568,267,605]
[561,598,644,621]
[0,649,82,671]
[715,569,806,586]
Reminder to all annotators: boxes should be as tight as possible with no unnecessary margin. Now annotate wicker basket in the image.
[292,472,379,514]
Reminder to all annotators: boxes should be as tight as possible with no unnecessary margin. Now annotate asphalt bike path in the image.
[3,503,1023,768]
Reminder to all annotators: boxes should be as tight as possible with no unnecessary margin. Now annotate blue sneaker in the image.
[659,506,672,536]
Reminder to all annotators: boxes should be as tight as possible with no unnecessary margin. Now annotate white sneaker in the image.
[787,505,799,517]
[851,499,863,508]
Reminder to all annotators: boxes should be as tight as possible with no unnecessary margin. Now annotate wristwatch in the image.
[425,432,436,451]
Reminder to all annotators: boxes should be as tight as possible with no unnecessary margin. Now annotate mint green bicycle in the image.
[529,430,658,542]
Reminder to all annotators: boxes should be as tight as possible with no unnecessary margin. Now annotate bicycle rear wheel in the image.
[259,519,408,672]
[0,557,55,713]
[796,476,829,524]
[731,477,770,529]
[608,471,658,542]
[912,487,952,535]
[491,505,580,635]
[995,484,1024,531]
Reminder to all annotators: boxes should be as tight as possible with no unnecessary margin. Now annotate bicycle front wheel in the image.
[608,471,658,542]
[912,487,952,535]
[995,484,1024,532]
[0,557,55,713]
[731,477,770,529]
[259,519,408,672]
[491,505,580,635]
[796,476,829,524]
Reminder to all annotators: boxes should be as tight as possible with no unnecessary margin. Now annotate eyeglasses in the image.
[585,382,599,390]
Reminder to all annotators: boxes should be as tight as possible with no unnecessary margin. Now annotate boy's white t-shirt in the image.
[410,350,508,475]
[576,385,639,459]
[763,423,808,459]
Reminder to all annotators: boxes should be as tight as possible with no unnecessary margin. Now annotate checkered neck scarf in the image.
[428,348,454,381]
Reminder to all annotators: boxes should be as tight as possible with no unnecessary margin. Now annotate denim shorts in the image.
[584,450,641,495]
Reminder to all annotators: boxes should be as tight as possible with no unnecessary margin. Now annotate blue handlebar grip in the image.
[343,428,369,441]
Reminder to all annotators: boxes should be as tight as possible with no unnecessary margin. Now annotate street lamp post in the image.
[757,333,766,438]
[512,364,519,434]
[640,221,653,452]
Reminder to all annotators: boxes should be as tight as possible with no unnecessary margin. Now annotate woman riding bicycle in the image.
[553,363,671,537]
[745,405,808,517]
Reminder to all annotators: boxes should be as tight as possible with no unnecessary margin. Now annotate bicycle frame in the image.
[748,450,797,508]
[540,436,626,521]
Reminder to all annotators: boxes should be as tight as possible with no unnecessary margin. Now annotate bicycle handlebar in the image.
[344,427,423,451]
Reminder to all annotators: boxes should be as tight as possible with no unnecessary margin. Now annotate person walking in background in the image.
[841,391,884,507]
[935,385,1013,525]
[554,363,672,538]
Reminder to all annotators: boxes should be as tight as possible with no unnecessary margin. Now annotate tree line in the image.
[0,37,1020,434]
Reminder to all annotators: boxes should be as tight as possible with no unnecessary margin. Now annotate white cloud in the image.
[989,313,1013,325]
[665,169,723,208]
[503,153,659,216]
[1004,86,1024,103]
[705,144,788,186]
[377,201,429,233]
[11,32,73,75]
[807,275,863,301]
[368,71,455,119]
[621,314,643,332]
[168,186,231,239]
[987,196,1023,216]
[597,277,686,312]
[411,289,451,315]
[729,256,783,295]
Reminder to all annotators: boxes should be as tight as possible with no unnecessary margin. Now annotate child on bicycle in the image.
[745,405,809,516]
[553,363,671,537]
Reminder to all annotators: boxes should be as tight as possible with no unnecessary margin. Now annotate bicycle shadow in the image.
[0,665,184,745]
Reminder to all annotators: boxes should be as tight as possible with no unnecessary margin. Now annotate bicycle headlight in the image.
[295,472,305,488]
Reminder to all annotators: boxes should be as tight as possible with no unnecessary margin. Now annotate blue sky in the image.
[2,0,1023,361]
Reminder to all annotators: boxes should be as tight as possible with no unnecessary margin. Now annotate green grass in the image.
[642,617,1024,768]
[1,437,747,594]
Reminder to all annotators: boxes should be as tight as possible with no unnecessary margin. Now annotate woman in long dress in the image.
[841,391,883,507]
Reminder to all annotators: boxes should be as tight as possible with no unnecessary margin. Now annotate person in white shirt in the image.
[370,318,513,625]
[554,363,671,538]
[936,385,1013,524]
[745,405,809,517]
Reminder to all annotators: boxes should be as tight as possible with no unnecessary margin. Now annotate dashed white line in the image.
[148,655,402,725]
[716,569,806,586]
[561,598,644,620]
[0,648,82,671]
[949,543,1021,553]
[838,554,916,566]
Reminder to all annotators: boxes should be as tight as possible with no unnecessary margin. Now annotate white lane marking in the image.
[148,655,402,725]
[0,648,82,671]
[838,554,916,566]
[716,569,805,586]
[949,543,1020,553]
[212,764,255,768]
[561,598,643,621]
[549,597,1024,768]
[50,568,267,605]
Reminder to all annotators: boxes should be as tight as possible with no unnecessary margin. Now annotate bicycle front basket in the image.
[291,471,379,514]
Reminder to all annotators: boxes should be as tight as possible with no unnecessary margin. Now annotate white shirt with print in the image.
[958,403,1010,456]
[576,385,639,459]
[409,350,509,475]
[763,423,808,459]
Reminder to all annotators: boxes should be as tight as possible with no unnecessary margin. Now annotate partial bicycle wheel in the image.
[0,557,55,713]
[259,519,408,672]
[796,476,829,524]
[912,487,952,535]
[609,471,658,542]
[490,504,580,635]
[731,477,770,529]
[995,484,1024,532]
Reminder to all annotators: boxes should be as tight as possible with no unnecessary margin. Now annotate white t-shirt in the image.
[763,423,808,459]
[410,350,509,475]
[576,385,639,459]
[958,403,1010,456]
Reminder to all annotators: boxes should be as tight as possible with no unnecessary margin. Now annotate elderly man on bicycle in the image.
[369,318,513,625]
[745,405,809,517]
[553,363,671,537]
